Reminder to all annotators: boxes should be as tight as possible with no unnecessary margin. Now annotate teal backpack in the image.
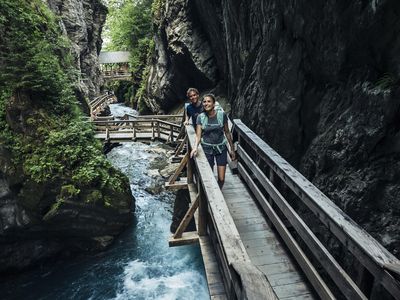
[199,110,226,154]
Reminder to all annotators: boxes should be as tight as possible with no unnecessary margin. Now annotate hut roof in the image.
[99,51,130,64]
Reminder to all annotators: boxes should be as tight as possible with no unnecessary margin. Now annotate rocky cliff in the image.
[0,0,133,273]
[46,0,107,99]
[146,0,400,256]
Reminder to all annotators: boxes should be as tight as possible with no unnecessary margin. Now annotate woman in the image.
[190,94,235,189]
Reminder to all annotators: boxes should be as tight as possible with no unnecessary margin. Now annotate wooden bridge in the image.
[88,94,117,120]
[92,114,183,143]
[89,98,400,299]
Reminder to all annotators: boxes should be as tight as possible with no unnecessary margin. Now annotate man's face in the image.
[188,91,199,104]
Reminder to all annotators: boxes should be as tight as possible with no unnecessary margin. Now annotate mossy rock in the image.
[17,179,45,211]
[80,189,103,206]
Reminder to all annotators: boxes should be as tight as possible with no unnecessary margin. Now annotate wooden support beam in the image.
[168,153,189,184]
[171,155,185,163]
[165,180,188,190]
[174,135,187,156]
[169,231,199,247]
[173,194,199,238]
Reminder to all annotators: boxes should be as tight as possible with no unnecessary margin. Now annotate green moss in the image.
[42,199,64,221]
[83,190,103,205]
[59,184,80,200]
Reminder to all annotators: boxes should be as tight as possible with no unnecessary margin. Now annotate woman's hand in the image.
[229,150,236,161]
[190,148,197,158]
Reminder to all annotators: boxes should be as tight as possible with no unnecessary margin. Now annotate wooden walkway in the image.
[166,121,400,300]
[222,168,315,299]
[88,96,400,300]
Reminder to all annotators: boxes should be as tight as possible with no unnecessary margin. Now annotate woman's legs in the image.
[217,165,226,188]
[216,148,228,189]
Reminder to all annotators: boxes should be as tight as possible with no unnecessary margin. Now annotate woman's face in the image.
[188,91,199,104]
[202,96,215,112]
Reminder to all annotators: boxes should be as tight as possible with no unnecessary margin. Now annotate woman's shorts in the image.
[205,148,227,168]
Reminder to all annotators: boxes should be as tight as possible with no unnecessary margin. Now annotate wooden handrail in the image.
[186,124,277,300]
[126,113,182,119]
[232,119,400,299]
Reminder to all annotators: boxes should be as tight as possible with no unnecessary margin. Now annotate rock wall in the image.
[148,0,400,256]
[143,0,218,112]
[46,0,107,99]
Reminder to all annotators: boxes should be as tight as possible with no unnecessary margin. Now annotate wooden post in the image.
[187,158,193,184]
[131,122,136,141]
[151,121,155,141]
[357,265,374,298]
[105,127,109,142]
[170,125,174,142]
[268,168,275,206]
[157,121,160,139]
[197,179,207,236]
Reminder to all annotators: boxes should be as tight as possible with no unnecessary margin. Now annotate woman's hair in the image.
[186,87,199,96]
[203,93,216,103]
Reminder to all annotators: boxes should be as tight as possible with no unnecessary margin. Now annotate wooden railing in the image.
[175,124,278,300]
[232,119,400,299]
[89,94,117,120]
[124,113,183,124]
[93,118,182,142]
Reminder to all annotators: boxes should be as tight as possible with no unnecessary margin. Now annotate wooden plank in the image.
[282,294,314,300]
[238,162,336,299]
[243,236,281,249]
[236,220,270,233]
[241,229,276,240]
[164,181,188,190]
[250,252,291,266]
[234,119,400,299]
[234,216,270,228]
[257,261,297,275]
[238,146,364,299]
[168,231,199,247]
[198,236,227,298]
[267,271,304,287]
[273,282,311,299]
[246,243,286,258]
[209,282,226,296]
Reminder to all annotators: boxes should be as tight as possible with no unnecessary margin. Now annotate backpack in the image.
[199,110,226,154]
[199,110,224,129]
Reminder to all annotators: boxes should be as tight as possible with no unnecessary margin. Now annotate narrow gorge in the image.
[0,0,399,299]
[144,0,400,257]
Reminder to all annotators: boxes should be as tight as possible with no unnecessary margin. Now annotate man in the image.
[184,88,203,127]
